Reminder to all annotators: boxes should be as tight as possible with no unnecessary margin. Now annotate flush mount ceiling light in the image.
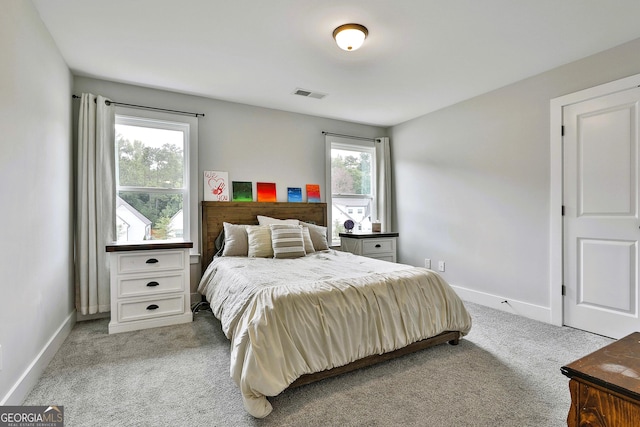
[332,23,368,51]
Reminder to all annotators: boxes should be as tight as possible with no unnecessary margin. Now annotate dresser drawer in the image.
[117,273,185,298]
[362,238,395,255]
[116,250,185,274]
[118,295,185,323]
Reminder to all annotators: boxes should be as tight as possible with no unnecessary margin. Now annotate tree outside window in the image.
[115,118,188,242]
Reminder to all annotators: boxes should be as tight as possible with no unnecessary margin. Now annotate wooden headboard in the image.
[201,201,327,272]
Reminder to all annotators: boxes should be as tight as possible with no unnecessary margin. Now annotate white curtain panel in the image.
[376,137,392,232]
[76,93,115,315]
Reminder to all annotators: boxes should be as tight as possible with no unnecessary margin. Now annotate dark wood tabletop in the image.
[339,232,399,238]
[106,240,193,252]
[561,332,640,402]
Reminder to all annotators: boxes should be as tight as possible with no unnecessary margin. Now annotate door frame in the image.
[549,73,640,326]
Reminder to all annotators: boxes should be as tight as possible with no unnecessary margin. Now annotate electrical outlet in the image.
[424,258,431,269]
[438,261,446,272]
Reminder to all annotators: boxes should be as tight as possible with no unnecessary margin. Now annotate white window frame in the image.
[114,107,198,253]
[325,136,377,246]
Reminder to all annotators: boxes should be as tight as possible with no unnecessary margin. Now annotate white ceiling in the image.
[32,0,640,127]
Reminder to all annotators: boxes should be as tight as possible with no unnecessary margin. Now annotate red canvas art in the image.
[257,182,277,202]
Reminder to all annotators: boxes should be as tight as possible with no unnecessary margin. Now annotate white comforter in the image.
[198,250,472,418]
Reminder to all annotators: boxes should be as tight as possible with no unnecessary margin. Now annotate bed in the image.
[198,201,472,418]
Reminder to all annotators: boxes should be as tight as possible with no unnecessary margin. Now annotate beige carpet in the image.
[23,302,613,426]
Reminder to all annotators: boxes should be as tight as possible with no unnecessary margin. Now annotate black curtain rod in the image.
[72,94,204,117]
[322,131,380,142]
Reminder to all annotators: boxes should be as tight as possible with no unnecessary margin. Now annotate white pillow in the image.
[221,223,248,256]
[246,225,274,258]
[257,215,299,226]
[270,224,306,259]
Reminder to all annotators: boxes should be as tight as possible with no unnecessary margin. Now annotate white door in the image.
[563,87,640,339]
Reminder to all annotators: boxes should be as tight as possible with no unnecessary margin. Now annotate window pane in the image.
[331,149,373,195]
[331,197,373,243]
[116,124,184,188]
[116,192,184,241]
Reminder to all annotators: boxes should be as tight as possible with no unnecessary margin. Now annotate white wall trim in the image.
[549,95,564,326]
[0,311,76,405]
[452,285,551,324]
[549,72,640,327]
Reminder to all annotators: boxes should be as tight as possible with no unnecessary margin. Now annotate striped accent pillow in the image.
[270,224,306,258]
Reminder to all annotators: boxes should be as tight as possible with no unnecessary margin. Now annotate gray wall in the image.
[390,37,640,319]
[74,76,386,199]
[73,77,386,288]
[0,1,74,403]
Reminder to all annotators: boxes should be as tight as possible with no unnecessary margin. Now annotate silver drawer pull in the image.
[145,258,159,264]
[146,304,159,310]
[146,281,160,287]
[375,244,381,248]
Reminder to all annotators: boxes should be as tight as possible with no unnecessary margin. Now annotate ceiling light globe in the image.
[333,24,368,51]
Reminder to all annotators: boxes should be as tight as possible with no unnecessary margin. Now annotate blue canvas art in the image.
[287,187,303,202]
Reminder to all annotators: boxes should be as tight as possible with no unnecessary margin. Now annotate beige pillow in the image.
[270,224,306,258]
[221,222,248,256]
[300,221,329,250]
[246,225,274,258]
[302,227,315,254]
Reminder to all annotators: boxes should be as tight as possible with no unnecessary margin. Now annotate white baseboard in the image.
[451,284,552,324]
[0,311,76,405]
[76,311,109,322]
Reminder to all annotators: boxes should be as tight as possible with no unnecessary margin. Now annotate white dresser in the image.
[339,232,399,262]
[106,241,193,334]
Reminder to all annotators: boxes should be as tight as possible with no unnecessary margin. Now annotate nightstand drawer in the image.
[362,239,395,255]
[107,242,193,334]
[339,232,398,263]
[118,295,185,323]
[368,254,396,262]
[117,250,185,274]
[118,273,185,298]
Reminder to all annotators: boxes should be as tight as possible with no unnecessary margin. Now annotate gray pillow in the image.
[300,221,330,250]
[221,222,249,256]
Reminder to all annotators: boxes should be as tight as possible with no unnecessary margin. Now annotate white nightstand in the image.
[339,232,399,262]
[106,241,193,334]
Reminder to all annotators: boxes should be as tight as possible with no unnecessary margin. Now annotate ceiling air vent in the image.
[293,88,327,100]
